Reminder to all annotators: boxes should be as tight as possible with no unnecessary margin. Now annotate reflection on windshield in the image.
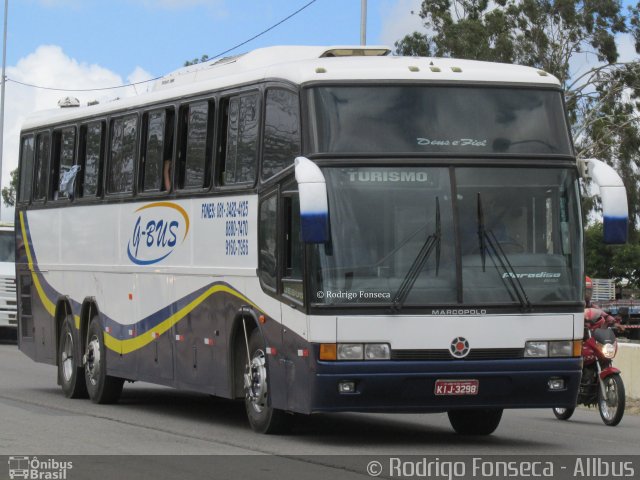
[308,86,571,155]
[311,167,582,307]
[311,167,457,305]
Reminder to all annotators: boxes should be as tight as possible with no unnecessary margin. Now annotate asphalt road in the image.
[1,342,639,478]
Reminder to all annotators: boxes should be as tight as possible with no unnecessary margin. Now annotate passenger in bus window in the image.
[163,159,171,191]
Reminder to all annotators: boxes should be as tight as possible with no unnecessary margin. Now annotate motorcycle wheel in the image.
[598,374,625,426]
[552,407,575,420]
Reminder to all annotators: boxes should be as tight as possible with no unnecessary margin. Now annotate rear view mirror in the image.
[582,159,628,244]
[294,157,330,243]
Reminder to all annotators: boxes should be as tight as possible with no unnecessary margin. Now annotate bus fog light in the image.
[548,377,565,391]
[337,344,364,360]
[338,381,356,393]
[549,341,572,357]
[525,341,548,357]
[364,343,390,360]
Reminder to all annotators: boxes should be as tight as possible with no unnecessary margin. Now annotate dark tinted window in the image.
[263,89,300,179]
[51,127,76,199]
[282,195,303,303]
[143,109,174,192]
[259,194,277,290]
[108,115,137,194]
[223,93,259,185]
[0,231,14,262]
[178,102,210,190]
[309,86,571,155]
[34,132,51,201]
[80,122,104,198]
[18,136,34,203]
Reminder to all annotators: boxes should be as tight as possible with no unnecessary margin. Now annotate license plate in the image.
[434,379,479,396]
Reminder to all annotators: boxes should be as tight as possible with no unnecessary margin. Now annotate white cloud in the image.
[379,0,425,49]
[0,45,149,221]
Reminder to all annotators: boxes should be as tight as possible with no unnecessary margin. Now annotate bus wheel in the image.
[244,330,293,434]
[447,408,503,435]
[84,317,124,404]
[58,316,88,398]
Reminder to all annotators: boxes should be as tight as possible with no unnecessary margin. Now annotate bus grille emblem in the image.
[450,337,470,358]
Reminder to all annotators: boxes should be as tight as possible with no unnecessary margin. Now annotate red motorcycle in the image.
[552,308,626,426]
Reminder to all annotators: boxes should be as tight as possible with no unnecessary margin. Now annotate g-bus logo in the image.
[127,202,190,265]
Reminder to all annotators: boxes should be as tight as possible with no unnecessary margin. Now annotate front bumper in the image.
[309,357,582,413]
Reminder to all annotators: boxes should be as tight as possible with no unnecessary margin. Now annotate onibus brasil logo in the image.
[127,202,190,265]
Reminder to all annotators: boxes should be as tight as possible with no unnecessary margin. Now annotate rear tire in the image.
[244,329,293,434]
[598,374,625,426]
[84,317,124,404]
[58,316,88,399]
[552,407,575,420]
[448,409,503,435]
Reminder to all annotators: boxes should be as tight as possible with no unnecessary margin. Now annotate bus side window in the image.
[33,132,51,202]
[18,136,34,203]
[141,108,174,192]
[220,92,259,186]
[258,193,278,291]
[78,121,104,198]
[108,114,137,194]
[50,127,76,200]
[262,89,300,180]
[177,101,211,190]
[282,195,304,303]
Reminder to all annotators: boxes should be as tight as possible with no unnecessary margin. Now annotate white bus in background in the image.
[14,45,628,435]
[0,223,17,335]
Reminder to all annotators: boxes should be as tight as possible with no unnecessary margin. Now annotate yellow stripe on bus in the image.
[19,212,56,318]
[19,211,262,354]
[104,284,262,354]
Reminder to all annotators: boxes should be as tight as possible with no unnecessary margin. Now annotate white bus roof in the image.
[21,45,561,131]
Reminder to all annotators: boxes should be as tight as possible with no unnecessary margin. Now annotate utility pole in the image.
[0,0,8,219]
[360,0,367,46]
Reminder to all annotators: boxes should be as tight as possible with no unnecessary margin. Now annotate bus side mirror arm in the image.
[295,156,330,244]
[580,158,628,244]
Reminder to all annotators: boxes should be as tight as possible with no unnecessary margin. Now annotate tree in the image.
[1,168,18,208]
[585,223,640,286]
[396,0,640,233]
[184,54,210,67]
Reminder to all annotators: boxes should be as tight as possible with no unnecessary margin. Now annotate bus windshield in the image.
[310,167,582,307]
[307,86,572,155]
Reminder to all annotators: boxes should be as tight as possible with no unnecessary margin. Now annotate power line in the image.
[4,0,318,93]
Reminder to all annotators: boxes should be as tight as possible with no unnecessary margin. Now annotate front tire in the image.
[448,409,503,435]
[244,329,293,434]
[598,374,625,426]
[58,316,88,398]
[84,317,124,404]
[552,407,575,420]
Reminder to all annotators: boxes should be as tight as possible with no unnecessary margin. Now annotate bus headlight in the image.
[337,344,364,360]
[525,341,548,357]
[549,341,572,357]
[364,343,391,360]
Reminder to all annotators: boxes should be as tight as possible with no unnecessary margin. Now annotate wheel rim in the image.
[85,336,101,386]
[244,349,268,413]
[599,377,619,421]
[61,331,74,382]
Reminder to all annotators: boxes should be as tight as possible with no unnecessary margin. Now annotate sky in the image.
[0,0,637,221]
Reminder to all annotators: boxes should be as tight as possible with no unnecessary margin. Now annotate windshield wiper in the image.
[392,197,441,312]
[477,193,532,312]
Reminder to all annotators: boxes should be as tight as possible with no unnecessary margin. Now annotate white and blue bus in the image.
[15,46,628,434]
